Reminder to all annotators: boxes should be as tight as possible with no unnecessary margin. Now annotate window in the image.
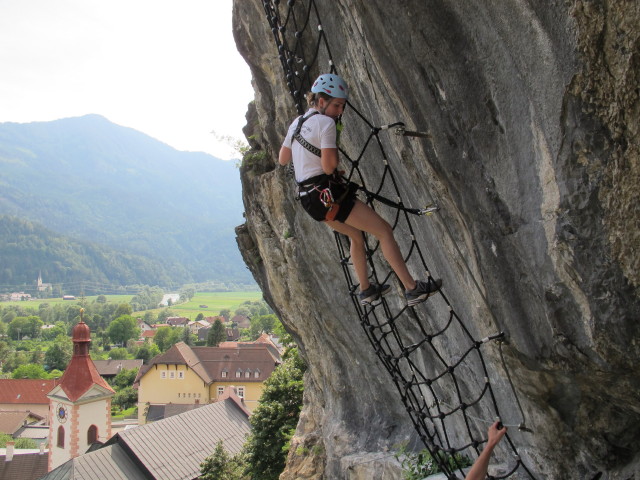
[245,370,251,378]
[217,387,225,397]
[254,370,260,378]
[160,371,167,379]
[87,425,98,445]
[237,386,245,398]
[178,371,184,379]
[169,371,176,379]
[57,426,65,448]
[221,371,227,378]
[235,369,242,378]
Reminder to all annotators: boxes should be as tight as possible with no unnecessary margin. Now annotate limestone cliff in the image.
[232,1,639,479]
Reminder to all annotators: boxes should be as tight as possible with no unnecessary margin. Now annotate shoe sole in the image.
[360,285,392,305]
[406,280,442,306]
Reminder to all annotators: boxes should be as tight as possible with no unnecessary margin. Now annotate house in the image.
[136,319,153,332]
[8,292,31,301]
[218,333,283,361]
[187,319,210,335]
[92,359,143,381]
[0,379,59,419]
[166,317,189,327]
[39,390,250,480]
[231,314,250,329]
[140,330,157,342]
[0,443,48,480]
[135,341,280,422]
[0,410,45,436]
[196,326,240,343]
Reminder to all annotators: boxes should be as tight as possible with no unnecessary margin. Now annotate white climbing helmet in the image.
[311,73,349,99]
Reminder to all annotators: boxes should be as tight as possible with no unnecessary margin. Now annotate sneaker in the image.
[358,283,391,305]
[405,278,443,306]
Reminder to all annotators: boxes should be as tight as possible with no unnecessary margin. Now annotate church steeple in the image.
[47,310,115,471]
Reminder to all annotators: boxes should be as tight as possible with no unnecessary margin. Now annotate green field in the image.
[1,294,134,309]
[138,291,264,319]
[1,291,264,319]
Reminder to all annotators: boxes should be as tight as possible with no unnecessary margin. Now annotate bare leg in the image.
[330,200,417,290]
[326,219,371,291]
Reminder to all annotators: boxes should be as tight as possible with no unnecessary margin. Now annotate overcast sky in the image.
[0,0,254,160]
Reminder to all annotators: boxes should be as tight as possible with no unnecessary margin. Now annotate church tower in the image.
[47,310,115,471]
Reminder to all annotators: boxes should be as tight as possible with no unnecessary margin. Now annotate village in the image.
[0,289,295,479]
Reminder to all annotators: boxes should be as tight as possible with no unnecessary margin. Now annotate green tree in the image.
[219,309,231,321]
[113,303,133,319]
[96,295,107,304]
[41,322,67,341]
[156,309,176,323]
[135,342,160,363]
[153,326,173,351]
[12,363,49,379]
[207,320,227,347]
[111,368,138,391]
[200,440,244,480]
[0,434,36,448]
[181,327,196,346]
[8,316,43,340]
[108,347,129,360]
[242,347,306,480]
[195,312,204,322]
[112,386,138,410]
[249,314,277,340]
[45,338,73,371]
[108,315,140,346]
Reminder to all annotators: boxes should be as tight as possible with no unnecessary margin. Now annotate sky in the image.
[0,0,255,160]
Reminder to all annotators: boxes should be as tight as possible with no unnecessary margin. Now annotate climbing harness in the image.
[293,111,439,218]
[264,1,537,478]
[293,111,321,157]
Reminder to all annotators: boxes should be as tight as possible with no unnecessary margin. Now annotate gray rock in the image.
[233,1,639,479]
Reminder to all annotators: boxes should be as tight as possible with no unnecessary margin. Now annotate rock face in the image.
[232,1,639,479]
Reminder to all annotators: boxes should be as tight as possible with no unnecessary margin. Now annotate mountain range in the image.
[0,114,252,292]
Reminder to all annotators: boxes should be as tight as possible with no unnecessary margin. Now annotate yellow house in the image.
[135,341,280,423]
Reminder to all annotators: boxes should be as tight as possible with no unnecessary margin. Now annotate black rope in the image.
[263,2,537,478]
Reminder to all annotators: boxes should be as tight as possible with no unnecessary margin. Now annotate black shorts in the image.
[299,174,358,223]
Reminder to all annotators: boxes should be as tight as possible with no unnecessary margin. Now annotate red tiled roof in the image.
[0,379,58,404]
[142,330,157,338]
[55,320,115,402]
[58,354,114,402]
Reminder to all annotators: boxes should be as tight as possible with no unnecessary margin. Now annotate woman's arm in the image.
[320,147,339,174]
[464,422,507,480]
[279,145,292,166]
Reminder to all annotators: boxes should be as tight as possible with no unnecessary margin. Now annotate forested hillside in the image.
[0,215,185,291]
[0,115,252,288]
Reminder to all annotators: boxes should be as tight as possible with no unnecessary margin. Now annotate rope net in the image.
[262,1,537,478]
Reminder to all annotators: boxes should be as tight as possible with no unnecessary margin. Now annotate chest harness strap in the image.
[293,111,321,158]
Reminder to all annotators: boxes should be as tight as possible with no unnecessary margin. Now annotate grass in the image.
[2,291,264,319]
[2,294,133,309]
[137,291,263,318]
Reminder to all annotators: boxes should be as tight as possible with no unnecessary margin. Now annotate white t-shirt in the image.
[282,108,337,183]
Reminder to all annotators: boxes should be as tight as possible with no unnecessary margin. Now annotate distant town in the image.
[0,275,304,479]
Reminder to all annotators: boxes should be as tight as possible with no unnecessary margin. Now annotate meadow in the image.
[2,291,264,319]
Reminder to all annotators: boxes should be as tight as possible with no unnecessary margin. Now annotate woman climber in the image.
[279,73,442,306]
